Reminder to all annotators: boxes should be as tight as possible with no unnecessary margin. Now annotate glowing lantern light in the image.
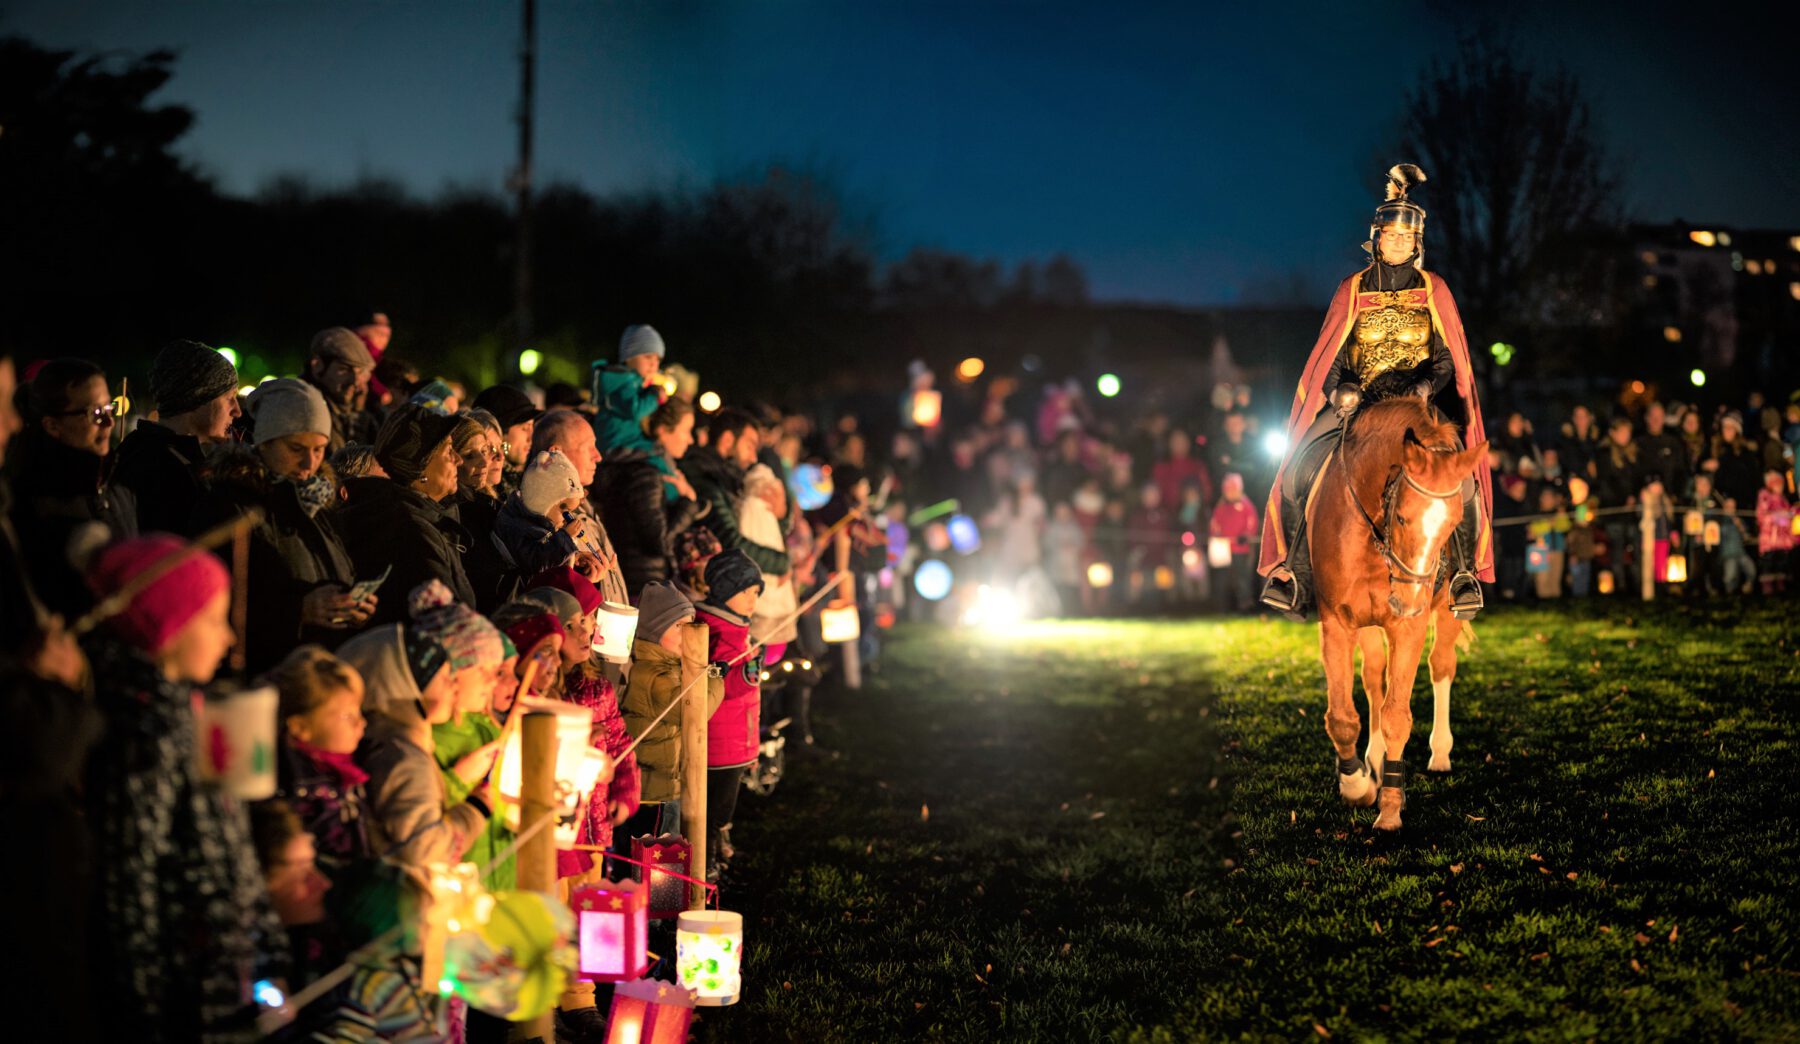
[657,372,681,397]
[195,686,279,799]
[788,462,834,511]
[518,348,543,376]
[821,605,861,644]
[1664,553,1688,584]
[697,391,722,414]
[1683,510,1705,536]
[573,879,650,983]
[1703,520,1721,548]
[1663,326,1683,343]
[914,559,954,601]
[947,514,981,555]
[676,910,744,1006]
[1087,562,1114,589]
[1488,341,1516,366]
[604,978,697,1044]
[1096,373,1122,398]
[1567,476,1590,505]
[1629,380,1646,394]
[1207,536,1233,569]
[592,601,639,664]
[442,889,576,1020]
[1153,566,1177,590]
[911,389,943,428]
[955,357,986,382]
[1182,548,1203,575]
[497,698,613,844]
[1689,368,1706,387]
[1262,431,1289,459]
[923,521,951,553]
[630,834,692,921]
[1597,569,1616,595]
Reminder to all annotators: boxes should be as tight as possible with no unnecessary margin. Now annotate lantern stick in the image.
[679,620,710,910]
[70,508,264,638]
[517,711,559,1042]
[229,521,250,676]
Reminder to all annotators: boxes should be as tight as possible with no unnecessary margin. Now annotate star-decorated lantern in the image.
[573,878,650,983]
[632,834,693,920]
[605,978,697,1044]
[676,910,744,1006]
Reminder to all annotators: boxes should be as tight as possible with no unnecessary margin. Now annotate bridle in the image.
[1344,440,1463,588]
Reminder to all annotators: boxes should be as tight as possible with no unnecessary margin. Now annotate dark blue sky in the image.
[7,1,1795,305]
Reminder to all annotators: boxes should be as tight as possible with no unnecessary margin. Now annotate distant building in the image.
[1629,223,1800,396]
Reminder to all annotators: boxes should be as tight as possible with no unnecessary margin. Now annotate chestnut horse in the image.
[1310,397,1486,831]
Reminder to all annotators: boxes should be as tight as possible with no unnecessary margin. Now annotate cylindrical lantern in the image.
[1683,510,1704,536]
[820,605,861,644]
[1206,536,1232,569]
[605,978,696,1044]
[676,910,744,1006]
[574,879,650,983]
[499,697,610,805]
[592,602,640,664]
[1086,562,1114,589]
[910,389,943,428]
[1597,569,1616,594]
[195,686,280,799]
[1153,566,1176,590]
[1665,553,1688,584]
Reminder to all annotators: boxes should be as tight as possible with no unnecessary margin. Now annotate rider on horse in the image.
[1258,164,1494,620]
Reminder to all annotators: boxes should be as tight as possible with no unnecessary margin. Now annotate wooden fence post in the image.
[679,620,710,908]
[517,710,558,1042]
[1640,499,1657,601]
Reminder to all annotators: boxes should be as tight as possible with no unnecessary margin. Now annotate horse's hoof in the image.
[1337,762,1376,806]
[1373,789,1404,830]
[1427,753,1451,773]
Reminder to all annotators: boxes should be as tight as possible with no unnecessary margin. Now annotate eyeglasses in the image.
[464,446,504,462]
[56,402,119,426]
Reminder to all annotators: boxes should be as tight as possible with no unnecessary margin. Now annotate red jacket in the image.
[555,666,641,878]
[697,605,762,768]
[1210,497,1260,553]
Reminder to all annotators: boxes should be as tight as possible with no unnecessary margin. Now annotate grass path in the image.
[699,603,1798,1042]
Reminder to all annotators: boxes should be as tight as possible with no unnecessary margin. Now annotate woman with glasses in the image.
[450,410,513,611]
[4,357,138,620]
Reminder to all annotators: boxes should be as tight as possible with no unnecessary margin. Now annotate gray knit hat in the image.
[310,326,376,370]
[149,340,240,417]
[638,581,695,642]
[246,378,331,445]
[619,324,666,362]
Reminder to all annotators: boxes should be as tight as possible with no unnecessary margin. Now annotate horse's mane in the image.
[1344,398,1461,456]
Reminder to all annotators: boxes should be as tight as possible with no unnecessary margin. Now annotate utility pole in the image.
[513,0,536,361]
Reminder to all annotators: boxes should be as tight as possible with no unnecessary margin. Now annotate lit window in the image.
[1688,230,1716,247]
[1662,326,1682,343]
[1747,259,1764,275]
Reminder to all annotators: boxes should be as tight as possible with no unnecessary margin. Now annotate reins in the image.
[1340,409,1463,588]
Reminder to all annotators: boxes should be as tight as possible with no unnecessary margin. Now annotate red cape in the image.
[1257,267,1495,582]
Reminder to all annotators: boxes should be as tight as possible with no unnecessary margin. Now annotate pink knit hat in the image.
[86,535,231,653]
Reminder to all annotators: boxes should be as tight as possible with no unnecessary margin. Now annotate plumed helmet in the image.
[1364,164,1428,261]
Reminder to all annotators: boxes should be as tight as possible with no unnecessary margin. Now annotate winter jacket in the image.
[620,637,723,803]
[190,448,359,673]
[1210,496,1261,553]
[4,429,138,620]
[697,604,762,768]
[111,420,210,536]
[740,480,798,646]
[556,664,642,876]
[277,739,372,877]
[592,364,662,456]
[451,487,511,612]
[432,711,515,890]
[592,447,700,597]
[1711,437,1763,506]
[1153,456,1214,517]
[84,636,288,1043]
[336,476,477,620]
[680,444,790,575]
[491,490,581,588]
[1594,442,1644,508]
[305,378,380,455]
[342,625,488,869]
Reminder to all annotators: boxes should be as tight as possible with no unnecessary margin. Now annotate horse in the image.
[1308,396,1487,831]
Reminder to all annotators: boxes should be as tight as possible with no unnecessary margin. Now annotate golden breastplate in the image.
[1350,289,1433,380]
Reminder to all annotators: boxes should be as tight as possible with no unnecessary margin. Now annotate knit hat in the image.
[522,586,584,630]
[85,535,231,654]
[246,378,331,445]
[520,449,584,518]
[407,579,506,669]
[409,379,455,415]
[338,624,447,725]
[149,340,239,417]
[526,566,603,616]
[374,403,461,485]
[501,612,566,664]
[619,324,666,362]
[311,327,376,370]
[703,548,764,606]
[1721,411,1744,433]
[638,581,695,643]
[403,629,452,690]
[472,385,543,431]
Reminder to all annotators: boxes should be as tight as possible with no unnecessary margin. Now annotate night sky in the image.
[8,0,1796,306]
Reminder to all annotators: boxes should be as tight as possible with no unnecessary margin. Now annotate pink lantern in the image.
[631,834,693,920]
[573,879,649,983]
[604,978,696,1044]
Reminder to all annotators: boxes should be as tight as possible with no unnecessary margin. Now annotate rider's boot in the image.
[1448,511,1483,620]
[1259,506,1311,621]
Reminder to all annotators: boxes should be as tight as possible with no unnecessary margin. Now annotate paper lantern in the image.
[676,910,744,1006]
[497,700,614,843]
[592,601,640,663]
[923,522,950,553]
[910,389,943,428]
[1153,566,1177,590]
[1597,569,1615,594]
[1703,520,1721,548]
[631,834,692,920]
[1086,562,1114,589]
[195,686,279,799]
[946,514,982,555]
[885,519,910,562]
[1791,513,1800,537]
[821,604,861,644]
[1181,548,1203,575]
[1664,553,1688,584]
[446,890,577,1020]
[1526,546,1549,574]
[1683,510,1705,536]
[1207,536,1232,568]
[573,878,650,982]
[788,462,834,512]
[605,978,697,1044]
[913,559,953,601]
[1567,476,1589,506]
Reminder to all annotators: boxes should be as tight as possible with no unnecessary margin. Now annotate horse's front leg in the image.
[1321,615,1375,806]
[1357,627,1389,785]
[1427,595,1460,773]
[1374,619,1429,831]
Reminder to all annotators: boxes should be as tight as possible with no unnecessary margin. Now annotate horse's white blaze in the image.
[1428,675,1453,772]
[1413,496,1451,576]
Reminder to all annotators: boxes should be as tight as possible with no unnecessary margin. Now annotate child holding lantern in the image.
[696,549,766,878]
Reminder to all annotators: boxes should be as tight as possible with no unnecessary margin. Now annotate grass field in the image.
[697,602,1799,1042]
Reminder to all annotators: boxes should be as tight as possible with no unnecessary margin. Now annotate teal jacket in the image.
[592,364,661,457]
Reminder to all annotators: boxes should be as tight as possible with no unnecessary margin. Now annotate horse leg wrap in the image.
[1337,756,1367,779]
[1381,758,1407,809]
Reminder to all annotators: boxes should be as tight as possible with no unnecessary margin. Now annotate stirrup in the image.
[1449,572,1483,620]
[1259,570,1302,617]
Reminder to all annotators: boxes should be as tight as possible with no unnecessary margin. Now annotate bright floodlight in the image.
[698,391,723,413]
[518,348,542,376]
[914,559,953,601]
[1096,373,1122,398]
[961,584,1022,628]
[1689,368,1706,387]
[1262,431,1289,459]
